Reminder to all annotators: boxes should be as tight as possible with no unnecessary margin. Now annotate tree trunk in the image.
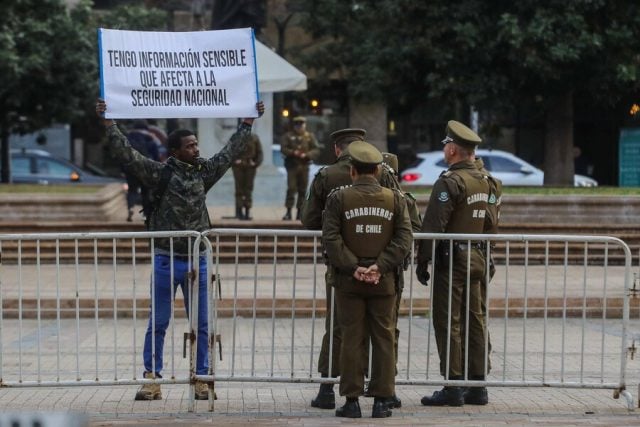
[1,126,10,183]
[349,98,388,153]
[543,91,574,185]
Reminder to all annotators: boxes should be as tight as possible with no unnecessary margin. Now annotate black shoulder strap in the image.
[144,165,173,229]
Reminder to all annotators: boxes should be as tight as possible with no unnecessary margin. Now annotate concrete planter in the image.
[0,183,126,222]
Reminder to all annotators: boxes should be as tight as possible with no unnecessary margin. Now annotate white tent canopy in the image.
[254,40,307,92]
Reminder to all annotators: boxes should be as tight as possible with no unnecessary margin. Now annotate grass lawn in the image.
[403,185,640,196]
[0,184,105,194]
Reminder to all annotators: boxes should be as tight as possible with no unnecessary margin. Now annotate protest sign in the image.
[98,27,259,119]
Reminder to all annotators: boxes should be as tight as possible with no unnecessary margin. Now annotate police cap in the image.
[330,128,366,146]
[444,120,482,147]
[382,152,398,173]
[292,116,306,123]
[348,140,383,165]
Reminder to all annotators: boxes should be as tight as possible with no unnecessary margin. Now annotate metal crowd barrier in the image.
[0,229,635,411]
[0,231,202,394]
[199,229,635,411]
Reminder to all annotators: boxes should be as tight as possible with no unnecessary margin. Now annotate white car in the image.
[400,149,598,187]
[272,144,324,182]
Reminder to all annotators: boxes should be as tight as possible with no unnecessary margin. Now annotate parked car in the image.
[400,149,598,187]
[272,144,324,182]
[10,148,124,185]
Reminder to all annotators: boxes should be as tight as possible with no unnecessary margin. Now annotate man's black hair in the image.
[167,129,195,152]
[353,162,378,175]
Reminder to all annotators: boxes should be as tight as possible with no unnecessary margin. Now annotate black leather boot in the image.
[235,207,243,219]
[421,386,464,406]
[335,398,361,418]
[372,397,392,418]
[282,208,292,220]
[384,394,402,408]
[464,386,488,405]
[243,207,252,220]
[463,375,488,405]
[295,209,302,220]
[310,383,335,409]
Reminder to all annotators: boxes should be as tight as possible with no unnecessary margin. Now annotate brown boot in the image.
[195,380,218,400]
[135,372,162,400]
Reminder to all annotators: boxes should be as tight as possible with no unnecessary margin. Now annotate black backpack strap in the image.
[144,165,173,229]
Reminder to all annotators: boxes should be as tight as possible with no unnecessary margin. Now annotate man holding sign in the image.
[96,97,264,401]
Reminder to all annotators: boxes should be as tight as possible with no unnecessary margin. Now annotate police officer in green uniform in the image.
[301,128,366,409]
[457,156,502,405]
[415,120,493,406]
[302,129,406,410]
[322,141,413,418]
[281,116,320,220]
[232,133,263,220]
[380,152,422,386]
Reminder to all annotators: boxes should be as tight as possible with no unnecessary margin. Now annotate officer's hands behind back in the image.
[416,262,430,286]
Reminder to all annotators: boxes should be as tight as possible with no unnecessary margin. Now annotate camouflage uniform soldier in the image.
[96,98,264,401]
[416,120,494,407]
[281,116,320,220]
[301,129,404,410]
[323,141,413,419]
[232,133,263,220]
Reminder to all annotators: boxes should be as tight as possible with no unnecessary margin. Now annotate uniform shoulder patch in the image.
[437,191,449,202]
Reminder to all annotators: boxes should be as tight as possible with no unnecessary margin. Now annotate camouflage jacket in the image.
[106,122,252,254]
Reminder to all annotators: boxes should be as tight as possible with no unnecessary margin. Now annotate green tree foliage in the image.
[299,0,640,184]
[0,0,166,182]
[0,0,97,182]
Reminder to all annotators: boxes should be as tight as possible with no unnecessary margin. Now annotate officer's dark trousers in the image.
[232,166,257,209]
[285,165,309,210]
[336,290,395,398]
[317,272,341,378]
[432,248,488,378]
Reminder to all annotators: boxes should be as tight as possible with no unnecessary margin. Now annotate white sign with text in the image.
[98,27,259,119]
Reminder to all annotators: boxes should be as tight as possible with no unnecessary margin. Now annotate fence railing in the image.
[0,229,635,412]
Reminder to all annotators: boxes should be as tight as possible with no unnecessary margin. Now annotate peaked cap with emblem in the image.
[446,120,482,147]
[348,140,383,166]
[382,152,398,174]
[330,128,366,146]
[292,116,306,123]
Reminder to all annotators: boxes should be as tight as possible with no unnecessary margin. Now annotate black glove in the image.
[416,262,430,286]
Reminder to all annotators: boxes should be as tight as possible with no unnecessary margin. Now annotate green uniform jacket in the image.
[281,130,320,168]
[106,122,252,254]
[475,158,502,234]
[418,160,491,264]
[233,134,263,168]
[322,175,413,295]
[301,152,401,231]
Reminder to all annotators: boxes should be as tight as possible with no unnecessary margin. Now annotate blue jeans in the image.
[143,254,209,375]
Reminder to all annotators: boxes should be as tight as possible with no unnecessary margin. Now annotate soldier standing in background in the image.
[281,116,320,220]
[322,141,412,418]
[232,133,263,220]
[415,120,494,407]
